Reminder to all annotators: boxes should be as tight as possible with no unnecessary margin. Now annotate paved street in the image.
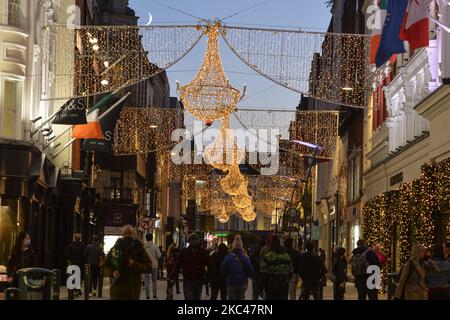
[53,278,387,301]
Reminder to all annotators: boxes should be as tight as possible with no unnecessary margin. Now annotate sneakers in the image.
[153,296,158,300]
[92,290,97,297]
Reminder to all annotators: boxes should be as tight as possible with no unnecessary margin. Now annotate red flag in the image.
[399,0,432,50]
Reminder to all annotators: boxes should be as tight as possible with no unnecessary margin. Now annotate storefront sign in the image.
[104,226,122,235]
[390,172,403,186]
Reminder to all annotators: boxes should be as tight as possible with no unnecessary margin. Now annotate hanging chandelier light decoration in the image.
[220,164,248,196]
[179,22,241,125]
[232,192,253,209]
[203,116,243,171]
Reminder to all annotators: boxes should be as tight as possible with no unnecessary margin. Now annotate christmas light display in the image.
[179,23,241,124]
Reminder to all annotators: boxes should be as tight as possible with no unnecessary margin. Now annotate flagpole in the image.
[100,54,128,76]
[429,16,450,33]
[99,92,131,120]
[31,106,64,137]
[53,126,72,142]
[54,138,77,158]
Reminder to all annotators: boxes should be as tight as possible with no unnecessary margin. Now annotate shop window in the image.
[0,197,21,268]
[8,0,21,26]
[347,153,361,204]
[2,79,23,139]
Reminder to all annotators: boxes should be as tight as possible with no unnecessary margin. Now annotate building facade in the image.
[361,0,450,270]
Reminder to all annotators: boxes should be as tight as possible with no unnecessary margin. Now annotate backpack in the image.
[351,249,370,277]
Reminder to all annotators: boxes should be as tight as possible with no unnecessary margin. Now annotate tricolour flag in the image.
[375,0,409,68]
[72,92,117,139]
[399,0,432,51]
[370,0,389,64]
[82,93,130,153]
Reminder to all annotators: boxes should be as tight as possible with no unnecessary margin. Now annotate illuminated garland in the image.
[363,158,450,286]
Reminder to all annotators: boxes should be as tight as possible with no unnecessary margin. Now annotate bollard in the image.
[5,288,21,300]
[18,268,53,300]
[51,269,61,300]
[68,288,75,300]
[98,267,103,298]
[387,272,400,300]
[84,264,90,300]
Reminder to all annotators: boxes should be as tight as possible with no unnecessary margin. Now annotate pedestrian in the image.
[103,225,152,300]
[249,238,266,300]
[350,239,380,300]
[210,243,228,300]
[298,242,327,300]
[260,235,292,300]
[158,245,165,279]
[65,233,86,296]
[318,248,327,299]
[6,232,36,288]
[174,233,209,300]
[331,247,347,300]
[143,233,161,300]
[394,244,439,300]
[84,235,105,297]
[373,243,387,266]
[201,241,211,296]
[166,242,181,298]
[283,238,301,300]
[426,244,449,300]
[220,235,253,300]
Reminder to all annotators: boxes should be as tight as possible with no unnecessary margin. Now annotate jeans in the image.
[158,263,164,279]
[356,277,378,300]
[183,278,203,300]
[144,268,158,298]
[211,284,227,300]
[252,278,262,300]
[89,264,100,292]
[288,274,299,300]
[301,284,320,300]
[167,274,180,293]
[333,283,345,300]
[227,285,246,300]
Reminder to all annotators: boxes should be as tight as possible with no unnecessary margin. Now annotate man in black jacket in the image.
[298,242,327,300]
[351,239,380,300]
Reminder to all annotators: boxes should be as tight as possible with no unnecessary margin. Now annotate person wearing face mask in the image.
[6,232,36,288]
[103,225,152,300]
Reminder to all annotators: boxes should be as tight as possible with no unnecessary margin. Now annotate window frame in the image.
[0,75,25,140]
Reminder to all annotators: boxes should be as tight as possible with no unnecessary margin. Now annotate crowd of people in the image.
[4,226,450,301]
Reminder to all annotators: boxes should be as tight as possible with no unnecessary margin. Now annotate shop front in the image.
[0,141,59,273]
[345,202,362,252]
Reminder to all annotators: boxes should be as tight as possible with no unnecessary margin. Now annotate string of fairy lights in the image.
[42,23,372,108]
[363,158,450,291]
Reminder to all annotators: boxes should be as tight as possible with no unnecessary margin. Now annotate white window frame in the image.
[7,0,21,27]
[0,74,25,140]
